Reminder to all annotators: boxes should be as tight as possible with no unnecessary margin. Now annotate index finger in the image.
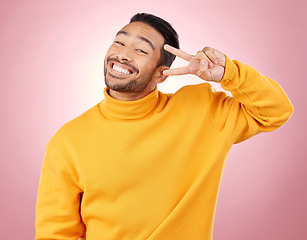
[164,44,193,61]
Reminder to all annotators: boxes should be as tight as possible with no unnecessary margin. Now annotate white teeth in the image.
[112,64,130,75]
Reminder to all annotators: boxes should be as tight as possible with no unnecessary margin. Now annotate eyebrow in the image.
[116,30,155,50]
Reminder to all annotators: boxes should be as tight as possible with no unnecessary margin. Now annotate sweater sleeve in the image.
[35,140,85,240]
[208,56,293,145]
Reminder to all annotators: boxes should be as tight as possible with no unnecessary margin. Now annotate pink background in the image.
[1,0,306,239]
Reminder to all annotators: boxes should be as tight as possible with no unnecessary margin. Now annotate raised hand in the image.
[163,44,226,82]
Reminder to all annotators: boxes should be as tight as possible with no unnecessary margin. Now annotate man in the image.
[35,13,293,240]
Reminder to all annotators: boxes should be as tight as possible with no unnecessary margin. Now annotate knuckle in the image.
[196,51,204,57]
[202,47,211,52]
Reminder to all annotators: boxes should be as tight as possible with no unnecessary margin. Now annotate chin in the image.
[105,79,134,93]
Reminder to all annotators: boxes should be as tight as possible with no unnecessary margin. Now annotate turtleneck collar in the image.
[99,87,160,120]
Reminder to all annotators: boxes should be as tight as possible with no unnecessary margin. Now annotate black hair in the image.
[130,13,179,67]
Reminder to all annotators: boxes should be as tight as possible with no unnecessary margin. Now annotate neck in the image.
[108,89,153,101]
[100,87,161,120]
[108,82,157,101]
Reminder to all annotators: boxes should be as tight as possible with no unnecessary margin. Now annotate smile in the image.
[109,61,137,77]
[112,64,131,75]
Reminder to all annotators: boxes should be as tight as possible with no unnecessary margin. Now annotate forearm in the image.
[220,56,293,128]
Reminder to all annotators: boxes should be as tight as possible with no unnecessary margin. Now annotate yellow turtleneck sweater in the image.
[35,57,293,240]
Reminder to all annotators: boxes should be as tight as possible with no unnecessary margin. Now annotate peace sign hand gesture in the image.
[162,44,226,82]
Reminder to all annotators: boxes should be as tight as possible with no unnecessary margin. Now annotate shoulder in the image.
[170,83,220,103]
[175,82,211,94]
[160,83,232,115]
[47,104,101,147]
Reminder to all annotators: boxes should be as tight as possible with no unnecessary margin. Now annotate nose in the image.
[116,46,133,62]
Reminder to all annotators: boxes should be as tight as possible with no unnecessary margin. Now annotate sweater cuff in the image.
[220,56,240,91]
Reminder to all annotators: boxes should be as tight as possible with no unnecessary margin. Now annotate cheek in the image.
[104,46,118,66]
[139,54,160,72]
[138,62,154,75]
[106,45,117,57]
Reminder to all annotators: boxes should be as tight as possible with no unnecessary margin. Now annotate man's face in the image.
[104,22,165,98]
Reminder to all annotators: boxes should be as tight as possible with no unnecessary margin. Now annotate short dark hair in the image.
[130,13,179,67]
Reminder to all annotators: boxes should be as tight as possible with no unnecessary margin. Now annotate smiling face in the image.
[104,22,168,100]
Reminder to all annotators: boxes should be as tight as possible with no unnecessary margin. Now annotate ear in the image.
[153,65,170,84]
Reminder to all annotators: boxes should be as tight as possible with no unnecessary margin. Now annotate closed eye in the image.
[136,49,147,54]
[114,41,124,46]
